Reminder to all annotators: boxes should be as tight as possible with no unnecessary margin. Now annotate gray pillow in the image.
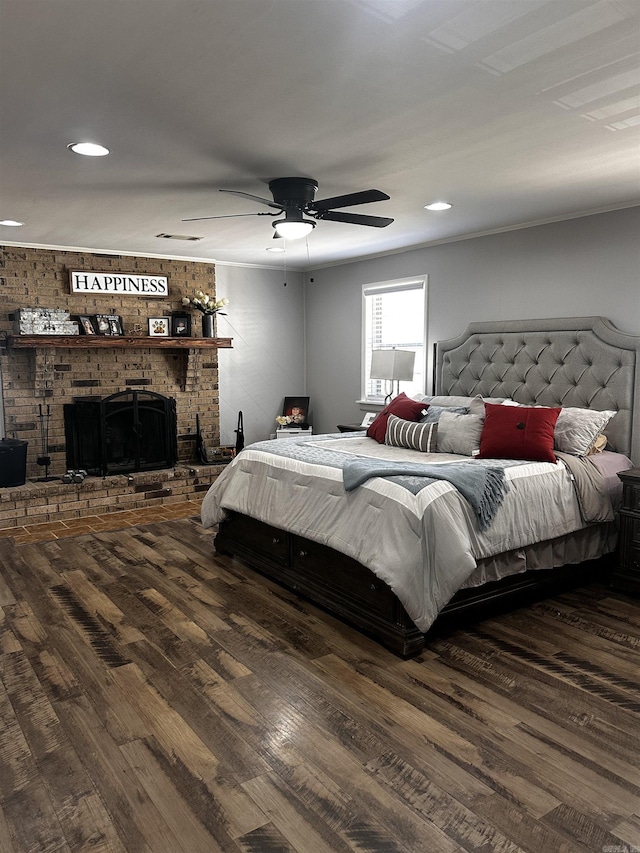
[436,411,484,456]
[420,404,468,424]
[430,394,504,411]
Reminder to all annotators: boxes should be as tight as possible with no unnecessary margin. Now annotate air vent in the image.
[156,233,202,241]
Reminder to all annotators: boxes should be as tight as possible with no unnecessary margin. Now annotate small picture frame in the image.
[171,312,192,337]
[282,396,310,427]
[360,412,377,427]
[78,315,96,335]
[95,314,123,336]
[148,317,169,337]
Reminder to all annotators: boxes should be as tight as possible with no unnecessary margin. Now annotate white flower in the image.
[182,291,229,315]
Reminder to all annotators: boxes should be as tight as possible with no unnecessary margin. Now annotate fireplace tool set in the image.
[36,404,57,481]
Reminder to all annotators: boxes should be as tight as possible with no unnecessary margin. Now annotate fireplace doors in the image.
[64,390,177,476]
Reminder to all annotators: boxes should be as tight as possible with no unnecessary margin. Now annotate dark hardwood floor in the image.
[0,516,638,852]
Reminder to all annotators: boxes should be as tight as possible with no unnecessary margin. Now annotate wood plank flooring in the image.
[0,515,638,852]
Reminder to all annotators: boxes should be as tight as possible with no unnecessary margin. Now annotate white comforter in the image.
[200,435,600,632]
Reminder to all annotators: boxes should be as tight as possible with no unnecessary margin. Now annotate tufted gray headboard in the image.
[435,317,640,464]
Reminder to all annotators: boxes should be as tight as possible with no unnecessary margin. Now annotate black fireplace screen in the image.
[64,390,177,475]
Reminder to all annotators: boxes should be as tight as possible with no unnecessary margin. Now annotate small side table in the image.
[337,423,366,432]
[611,467,640,594]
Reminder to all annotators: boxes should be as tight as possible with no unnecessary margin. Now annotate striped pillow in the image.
[385,414,438,453]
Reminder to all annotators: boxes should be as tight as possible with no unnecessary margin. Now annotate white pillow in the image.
[436,411,484,456]
[554,408,616,456]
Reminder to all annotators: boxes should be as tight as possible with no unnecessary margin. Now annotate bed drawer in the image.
[215,512,289,567]
[290,535,401,619]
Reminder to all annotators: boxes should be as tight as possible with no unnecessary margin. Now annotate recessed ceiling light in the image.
[424,201,452,211]
[266,246,286,253]
[68,142,110,157]
[0,219,24,227]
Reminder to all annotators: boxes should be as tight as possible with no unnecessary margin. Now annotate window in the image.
[362,276,427,403]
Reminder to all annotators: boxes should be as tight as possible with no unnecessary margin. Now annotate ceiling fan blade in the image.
[311,189,390,211]
[219,189,282,210]
[181,212,276,222]
[316,210,394,228]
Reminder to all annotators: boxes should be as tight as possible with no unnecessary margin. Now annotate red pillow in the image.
[366,393,427,443]
[478,403,560,462]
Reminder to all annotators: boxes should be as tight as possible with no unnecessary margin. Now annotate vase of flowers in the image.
[181,292,229,338]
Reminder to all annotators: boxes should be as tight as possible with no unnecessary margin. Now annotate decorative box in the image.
[13,308,79,335]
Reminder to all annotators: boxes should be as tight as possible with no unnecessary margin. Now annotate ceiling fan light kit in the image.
[273,218,316,240]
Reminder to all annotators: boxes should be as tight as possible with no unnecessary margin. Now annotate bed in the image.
[201,317,640,655]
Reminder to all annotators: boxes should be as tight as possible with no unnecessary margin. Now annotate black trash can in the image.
[0,438,28,487]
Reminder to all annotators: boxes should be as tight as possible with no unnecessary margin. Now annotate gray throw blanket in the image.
[343,458,509,532]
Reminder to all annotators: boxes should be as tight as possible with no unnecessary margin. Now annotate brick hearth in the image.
[0,463,225,530]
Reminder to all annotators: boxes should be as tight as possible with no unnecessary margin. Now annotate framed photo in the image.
[360,412,377,427]
[148,317,169,337]
[282,396,310,427]
[95,314,123,336]
[78,315,97,335]
[171,312,191,337]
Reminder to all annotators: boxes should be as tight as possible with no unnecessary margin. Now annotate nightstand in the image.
[611,467,640,594]
[276,427,313,439]
[337,423,366,432]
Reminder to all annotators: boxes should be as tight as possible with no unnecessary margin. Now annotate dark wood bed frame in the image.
[214,511,610,656]
[213,317,640,656]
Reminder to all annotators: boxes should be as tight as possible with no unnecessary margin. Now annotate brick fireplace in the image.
[0,246,231,525]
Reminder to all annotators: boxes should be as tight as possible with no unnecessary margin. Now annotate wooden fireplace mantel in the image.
[6,335,232,350]
[4,335,233,393]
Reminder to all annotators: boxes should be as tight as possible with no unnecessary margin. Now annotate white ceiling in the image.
[1,0,639,270]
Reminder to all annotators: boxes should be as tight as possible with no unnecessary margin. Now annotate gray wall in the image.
[305,207,640,435]
[215,264,305,447]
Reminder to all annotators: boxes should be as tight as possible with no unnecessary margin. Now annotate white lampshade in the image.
[370,349,415,381]
[273,219,315,240]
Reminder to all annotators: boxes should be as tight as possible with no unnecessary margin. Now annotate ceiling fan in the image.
[182,177,393,239]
